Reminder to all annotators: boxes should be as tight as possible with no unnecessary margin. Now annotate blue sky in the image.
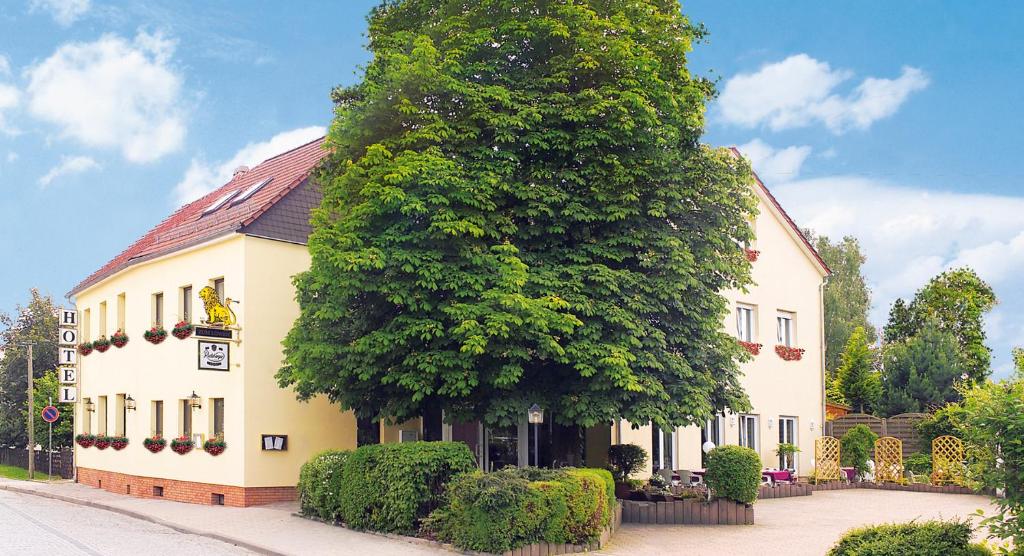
[0,1,1021,376]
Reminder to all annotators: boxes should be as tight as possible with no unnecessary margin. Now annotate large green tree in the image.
[884,268,996,382]
[879,320,964,415]
[836,326,881,413]
[25,370,74,448]
[804,232,876,378]
[0,290,59,447]
[278,0,757,430]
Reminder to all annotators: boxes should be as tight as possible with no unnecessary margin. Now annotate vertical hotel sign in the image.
[58,309,78,403]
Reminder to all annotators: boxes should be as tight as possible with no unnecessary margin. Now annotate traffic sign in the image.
[41,406,60,424]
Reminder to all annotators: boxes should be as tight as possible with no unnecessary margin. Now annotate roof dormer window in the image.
[202,190,241,216]
[232,177,273,204]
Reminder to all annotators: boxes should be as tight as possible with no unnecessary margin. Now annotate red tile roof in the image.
[69,137,327,296]
[729,147,831,276]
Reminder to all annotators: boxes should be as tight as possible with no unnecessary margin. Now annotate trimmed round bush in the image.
[841,424,879,477]
[607,444,647,481]
[338,441,476,534]
[297,449,350,521]
[828,519,987,556]
[704,445,761,505]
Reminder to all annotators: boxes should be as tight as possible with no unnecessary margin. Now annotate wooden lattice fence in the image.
[826,413,928,458]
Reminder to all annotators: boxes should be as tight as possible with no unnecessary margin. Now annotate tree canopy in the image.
[0,289,59,448]
[278,0,758,430]
[879,319,963,416]
[836,326,880,413]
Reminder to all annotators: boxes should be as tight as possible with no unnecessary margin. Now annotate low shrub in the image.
[828,519,989,556]
[906,452,932,475]
[428,467,614,553]
[297,450,350,521]
[607,444,647,482]
[704,445,761,505]
[841,425,879,477]
[339,441,476,534]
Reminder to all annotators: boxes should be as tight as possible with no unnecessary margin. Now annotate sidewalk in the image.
[0,478,449,556]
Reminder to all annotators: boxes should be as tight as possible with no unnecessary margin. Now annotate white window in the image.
[777,312,795,346]
[153,293,164,326]
[736,305,755,342]
[778,416,798,471]
[399,430,420,443]
[701,416,724,467]
[651,427,676,472]
[739,414,759,451]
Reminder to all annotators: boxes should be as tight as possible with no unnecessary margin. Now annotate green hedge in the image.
[828,520,991,556]
[704,445,761,505]
[338,441,476,534]
[428,467,615,553]
[841,424,878,476]
[297,449,350,521]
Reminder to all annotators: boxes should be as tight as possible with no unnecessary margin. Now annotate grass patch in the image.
[0,464,55,481]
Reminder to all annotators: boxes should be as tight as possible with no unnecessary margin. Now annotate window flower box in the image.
[172,321,194,340]
[110,436,129,450]
[171,436,195,455]
[111,329,129,348]
[75,434,95,448]
[739,341,762,356]
[745,248,760,262]
[94,435,112,450]
[143,436,166,453]
[204,436,227,456]
[93,337,111,353]
[775,345,806,361]
[77,342,94,356]
[144,326,168,345]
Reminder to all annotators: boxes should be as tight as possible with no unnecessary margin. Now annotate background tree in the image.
[1013,347,1024,377]
[24,370,73,448]
[279,0,758,430]
[804,232,877,379]
[836,327,881,413]
[0,290,59,448]
[883,268,996,382]
[879,320,964,415]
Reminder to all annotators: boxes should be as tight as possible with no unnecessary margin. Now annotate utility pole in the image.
[25,343,34,480]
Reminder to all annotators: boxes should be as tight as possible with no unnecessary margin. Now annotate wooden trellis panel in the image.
[815,436,841,483]
[931,435,965,486]
[874,437,903,483]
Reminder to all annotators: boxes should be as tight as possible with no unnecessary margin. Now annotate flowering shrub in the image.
[143,326,168,345]
[171,435,194,455]
[143,436,167,453]
[110,436,129,450]
[111,329,129,348]
[77,342,93,356]
[744,248,760,262]
[172,321,194,340]
[75,433,95,448]
[93,337,111,353]
[775,345,805,361]
[94,435,112,449]
[739,341,762,356]
[204,436,227,456]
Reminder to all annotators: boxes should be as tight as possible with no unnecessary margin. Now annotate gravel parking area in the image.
[601,489,995,556]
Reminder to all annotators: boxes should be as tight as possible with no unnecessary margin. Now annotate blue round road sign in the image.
[41,406,60,423]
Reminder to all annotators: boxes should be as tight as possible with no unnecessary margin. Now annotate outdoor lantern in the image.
[125,394,136,411]
[809,420,816,431]
[84,397,95,413]
[702,441,716,454]
[767,417,774,429]
[189,390,202,410]
[528,404,544,425]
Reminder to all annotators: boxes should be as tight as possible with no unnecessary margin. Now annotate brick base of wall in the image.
[76,467,297,507]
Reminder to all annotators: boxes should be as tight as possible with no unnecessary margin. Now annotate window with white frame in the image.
[736,305,755,342]
[777,312,795,347]
[738,414,759,451]
[701,415,724,467]
[778,416,798,471]
[651,427,676,472]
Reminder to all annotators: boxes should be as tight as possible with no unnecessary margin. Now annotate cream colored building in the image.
[69,138,357,506]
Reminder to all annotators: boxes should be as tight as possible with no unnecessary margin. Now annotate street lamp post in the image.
[528,404,544,468]
[22,343,34,480]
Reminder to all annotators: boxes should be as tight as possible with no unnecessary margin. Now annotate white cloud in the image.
[30,0,91,26]
[0,55,10,76]
[0,83,19,135]
[38,155,100,187]
[173,126,325,204]
[773,176,1024,378]
[736,139,812,184]
[718,54,929,134]
[26,31,187,163]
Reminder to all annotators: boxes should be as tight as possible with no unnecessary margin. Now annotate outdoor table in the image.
[763,470,792,483]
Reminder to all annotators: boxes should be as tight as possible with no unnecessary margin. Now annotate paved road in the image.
[0,488,251,555]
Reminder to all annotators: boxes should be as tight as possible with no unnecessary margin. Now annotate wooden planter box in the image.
[619,498,753,525]
[501,503,622,556]
[808,481,976,495]
[758,483,812,499]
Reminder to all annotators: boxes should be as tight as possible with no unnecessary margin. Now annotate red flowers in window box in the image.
[204,436,227,456]
[94,435,112,450]
[171,436,194,455]
[93,337,111,353]
[78,342,93,356]
[75,434,95,448]
[111,329,129,348]
[110,436,129,450]
[745,248,760,262]
[172,321,194,340]
[144,326,168,345]
[775,345,806,361]
[738,341,762,356]
[144,436,167,453]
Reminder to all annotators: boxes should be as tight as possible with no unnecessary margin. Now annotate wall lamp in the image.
[84,397,95,413]
[189,391,202,410]
[125,394,136,412]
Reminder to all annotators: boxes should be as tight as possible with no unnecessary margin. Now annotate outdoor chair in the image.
[689,474,704,486]
[674,469,692,485]
[760,474,773,486]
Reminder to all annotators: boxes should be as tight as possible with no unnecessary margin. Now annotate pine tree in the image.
[278,0,758,429]
[837,327,881,413]
[880,320,964,415]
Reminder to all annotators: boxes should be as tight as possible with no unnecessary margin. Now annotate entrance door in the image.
[484,424,520,471]
[778,417,798,471]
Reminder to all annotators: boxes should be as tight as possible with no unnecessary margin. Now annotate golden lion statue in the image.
[199,286,237,327]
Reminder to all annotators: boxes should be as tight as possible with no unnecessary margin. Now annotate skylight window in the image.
[202,190,241,216]
[233,177,273,204]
